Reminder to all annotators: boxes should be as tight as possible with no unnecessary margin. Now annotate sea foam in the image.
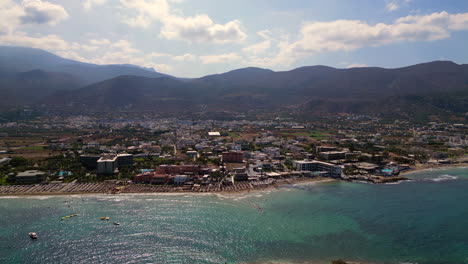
[431,174,458,182]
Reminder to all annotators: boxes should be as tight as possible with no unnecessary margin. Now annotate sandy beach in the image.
[2,163,466,197]
[0,177,332,197]
[399,162,468,176]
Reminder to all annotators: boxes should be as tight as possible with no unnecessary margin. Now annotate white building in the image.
[174,175,189,185]
[292,160,342,178]
[208,132,221,137]
[97,156,118,175]
[97,154,134,175]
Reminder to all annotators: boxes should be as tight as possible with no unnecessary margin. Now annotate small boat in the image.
[100,217,110,220]
[113,222,120,226]
[61,214,78,220]
[29,232,38,239]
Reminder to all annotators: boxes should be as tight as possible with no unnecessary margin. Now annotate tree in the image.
[210,170,224,183]
[9,157,30,167]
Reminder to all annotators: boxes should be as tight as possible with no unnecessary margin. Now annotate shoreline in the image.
[399,162,468,176]
[1,164,467,197]
[0,177,334,197]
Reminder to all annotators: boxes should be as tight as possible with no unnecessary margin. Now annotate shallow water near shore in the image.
[1,167,468,264]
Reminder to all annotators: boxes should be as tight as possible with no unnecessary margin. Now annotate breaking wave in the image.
[430,174,458,182]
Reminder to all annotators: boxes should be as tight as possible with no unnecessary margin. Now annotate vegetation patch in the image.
[278,130,329,140]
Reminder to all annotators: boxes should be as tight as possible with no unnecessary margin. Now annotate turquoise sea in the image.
[1,167,468,264]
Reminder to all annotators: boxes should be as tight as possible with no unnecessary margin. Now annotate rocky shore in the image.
[341,174,408,184]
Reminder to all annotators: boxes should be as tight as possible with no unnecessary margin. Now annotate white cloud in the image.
[160,16,246,43]
[89,38,111,46]
[386,2,399,12]
[77,44,99,52]
[272,11,468,66]
[0,30,173,73]
[0,0,24,34]
[83,0,106,11]
[150,52,171,58]
[386,0,414,12]
[21,0,69,25]
[86,49,172,73]
[0,31,70,50]
[347,63,368,68]
[242,40,271,54]
[237,11,468,69]
[199,53,241,64]
[72,40,173,73]
[396,11,468,31]
[153,63,172,72]
[0,31,99,60]
[172,53,197,62]
[120,0,171,28]
[120,0,247,43]
[55,50,89,62]
[0,0,67,34]
[242,30,271,55]
[110,39,140,54]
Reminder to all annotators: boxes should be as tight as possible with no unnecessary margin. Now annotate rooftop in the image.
[0,157,12,164]
[208,132,221,136]
[98,156,118,162]
[17,170,46,177]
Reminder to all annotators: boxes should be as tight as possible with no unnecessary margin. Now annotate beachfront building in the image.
[133,164,208,184]
[232,167,249,181]
[157,165,206,175]
[96,154,134,175]
[97,156,118,175]
[174,175,189,185]
[133,172,169,184]
[292,160,342,178]
[14,170,47,184]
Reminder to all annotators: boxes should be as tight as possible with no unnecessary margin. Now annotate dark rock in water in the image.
[332,260,348,264]
[332,260,378,264]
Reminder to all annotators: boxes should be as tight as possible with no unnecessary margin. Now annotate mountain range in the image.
[1,45,467,120]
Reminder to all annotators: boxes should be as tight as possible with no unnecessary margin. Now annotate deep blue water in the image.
[1,167,468,264]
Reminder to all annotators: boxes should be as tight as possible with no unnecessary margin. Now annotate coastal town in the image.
[0,113,467,195]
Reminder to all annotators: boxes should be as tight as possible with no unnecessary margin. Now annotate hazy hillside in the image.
[0,70,82,108]
[0,46,172,85]
[43,76,201,112]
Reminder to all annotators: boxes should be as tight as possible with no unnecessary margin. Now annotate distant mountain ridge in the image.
[42,61,468,118]
[0,46,467,119]
[0,46,171,85]
[0,46,173,108]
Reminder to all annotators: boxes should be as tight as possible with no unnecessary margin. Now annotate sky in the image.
[0,0,468,77]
